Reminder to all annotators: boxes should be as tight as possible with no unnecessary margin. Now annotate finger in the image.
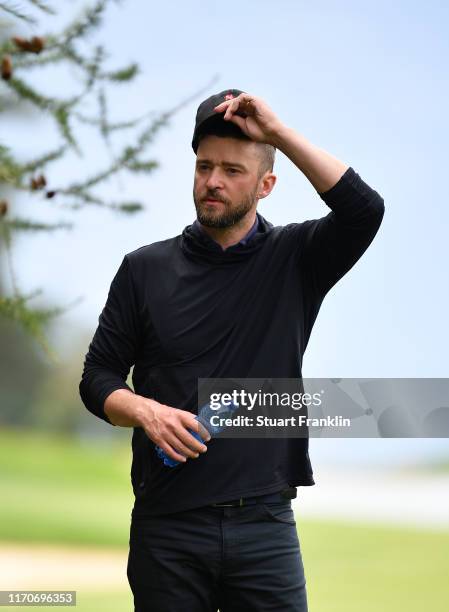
[182,412,211,442]
[191,419,211,442]
[228,113,247,131]
[222,100,235,120]
[213,100,231,112]
[169,414,208,454]
[165,432,200,459]
[158,440,187,463]
[224,98,242,120]
[214,93,254,115]
[235,93,255,111]
[174,426,208,454]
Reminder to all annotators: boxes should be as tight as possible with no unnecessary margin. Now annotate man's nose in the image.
[205,168,224,190]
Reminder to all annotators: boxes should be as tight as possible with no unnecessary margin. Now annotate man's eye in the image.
[197,165,209,171]
[227,168,239,174]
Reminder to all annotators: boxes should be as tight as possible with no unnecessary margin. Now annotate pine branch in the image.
[83,44,105,85]
[0,143,65,188]
[56,190,144,213]
[4,76,89,150]
[57,0,108,48]
[6,75,64,111]
[3,217,73,231]
[0,143,23,184]
[0,2,37,24]
[101,62,138,82]
[73,108,156,132]
[21,145,67,173]
[58,113,166,197]
[98,86,108,140]
[13,50,67,69]
[54,104,79,150]
[0,291,64,362]
[115,201,142,213]
[124,159,158,173]
[28,0,56,15]
[132,112,171,153]
[13,45,139,89]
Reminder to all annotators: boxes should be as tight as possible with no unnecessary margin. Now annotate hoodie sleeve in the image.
[79,255,142,425]
[297,166,385,298]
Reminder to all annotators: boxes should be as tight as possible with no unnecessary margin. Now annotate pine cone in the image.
[0,200,8,216]
[12,36,30,51]
[29,37,45,54]
[1,55,12,80]
[12,36,45,54]
[30,175,47,190]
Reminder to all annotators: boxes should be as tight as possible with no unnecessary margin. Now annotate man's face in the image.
[193,135,263,228]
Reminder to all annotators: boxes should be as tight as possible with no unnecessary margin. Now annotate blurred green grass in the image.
[1,427,448,611]
[300,518,449,612]
[0,427,133,546]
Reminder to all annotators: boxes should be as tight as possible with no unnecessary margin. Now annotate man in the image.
[79,89,385,611]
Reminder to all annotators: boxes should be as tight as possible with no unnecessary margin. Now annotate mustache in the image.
[201,191,229,204]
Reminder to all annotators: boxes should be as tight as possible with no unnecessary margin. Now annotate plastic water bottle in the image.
[155,399,239,467]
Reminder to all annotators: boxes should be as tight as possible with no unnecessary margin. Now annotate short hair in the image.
[196,116,276,178]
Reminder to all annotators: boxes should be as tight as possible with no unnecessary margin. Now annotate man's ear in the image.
[258,173,277,199]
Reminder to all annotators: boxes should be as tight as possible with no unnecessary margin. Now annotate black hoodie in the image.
[79,166,384,516]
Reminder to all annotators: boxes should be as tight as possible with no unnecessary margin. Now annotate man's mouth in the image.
[203,198,224,204]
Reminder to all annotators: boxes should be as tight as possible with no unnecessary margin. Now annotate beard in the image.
[193,186,258,229]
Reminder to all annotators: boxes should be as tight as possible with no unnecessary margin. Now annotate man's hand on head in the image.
[213,93,285,146]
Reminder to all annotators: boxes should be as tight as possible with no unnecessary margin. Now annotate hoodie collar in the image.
[181,212,273,265]
[192,215,259,250]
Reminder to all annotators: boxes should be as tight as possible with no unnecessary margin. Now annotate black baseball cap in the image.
[192,88,245,154]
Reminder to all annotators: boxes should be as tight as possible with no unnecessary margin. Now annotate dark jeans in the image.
[127,499,308,612]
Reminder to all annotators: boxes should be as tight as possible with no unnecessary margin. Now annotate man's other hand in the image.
[104,389,210,463]
[140,398,211,463]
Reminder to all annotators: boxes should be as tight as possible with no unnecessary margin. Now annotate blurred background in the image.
[1,1,448,610]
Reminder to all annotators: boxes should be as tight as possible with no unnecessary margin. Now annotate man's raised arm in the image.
[271,115,384,298]
[214,92,385,296]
